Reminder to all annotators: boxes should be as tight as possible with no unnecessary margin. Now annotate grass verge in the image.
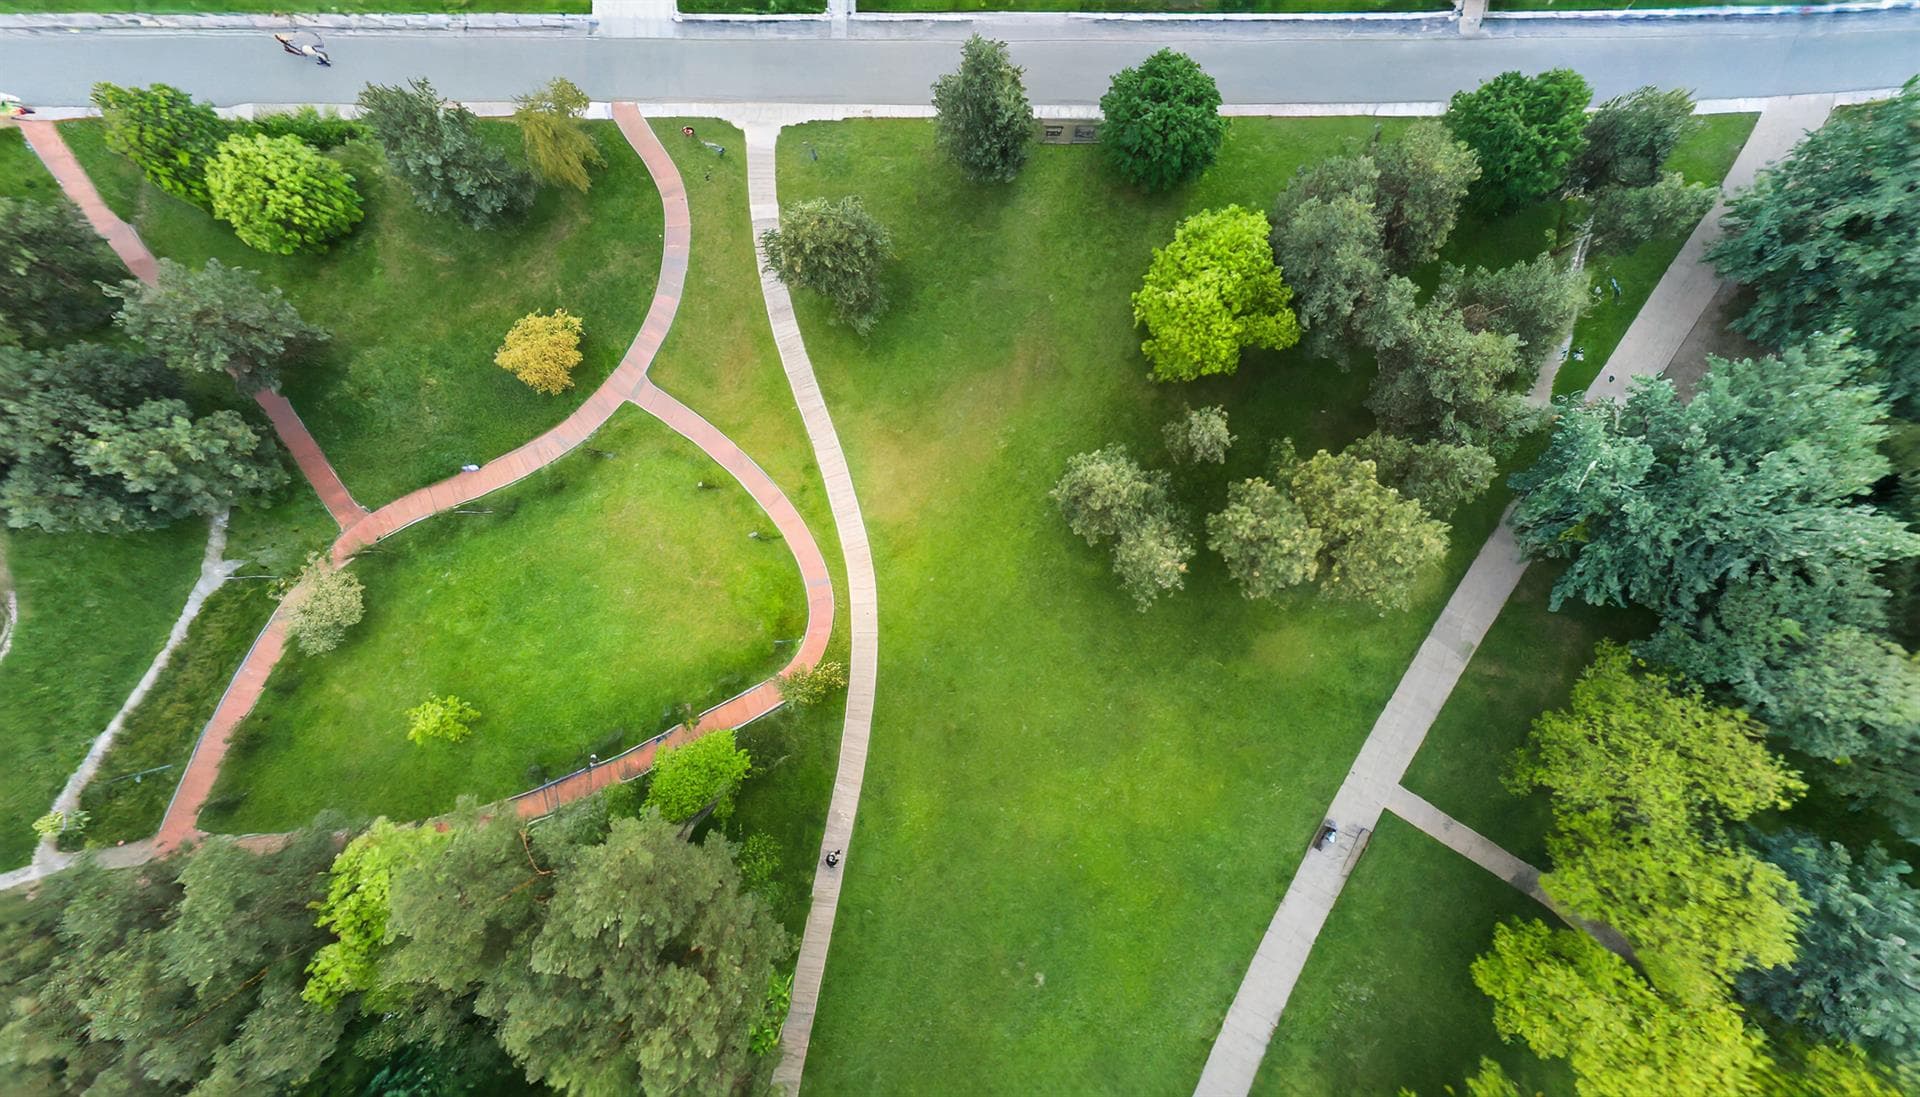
[2,0,585,12]
[1249,815,1573,1097]
[62,119,664,507]
[0,524,205,867]
[201,404,807,833]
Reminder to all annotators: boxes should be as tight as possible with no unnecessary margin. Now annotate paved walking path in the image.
[20,107,839,863]
[1194,93,1834,1097]
[742,124,882,1095]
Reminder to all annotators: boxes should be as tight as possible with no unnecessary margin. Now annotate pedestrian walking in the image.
[824,849,842,868]
[0,94,33,119]
[273,32,331,67]
[1609,276,1623,302]
[460,463,481,473]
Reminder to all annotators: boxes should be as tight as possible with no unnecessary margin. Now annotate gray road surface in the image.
[1,14,1916,108]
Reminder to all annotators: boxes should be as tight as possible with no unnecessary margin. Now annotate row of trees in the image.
[0,794,789,1095]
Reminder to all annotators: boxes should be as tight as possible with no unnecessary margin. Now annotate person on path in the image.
[824,849,841,868]
[0,94,32,119]
[273,33,331,67]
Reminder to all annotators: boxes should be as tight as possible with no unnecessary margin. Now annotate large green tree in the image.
[356,78,536,230]
[1367,297,1534,450]
[1268,156,1387,360]
[1343,431,1495,520]
[1708,79,1920,405]
[1281,445,1449,610]
[931,35,1034,184]
[1206,477,1322,600]
[110,257,327,392]
[1444,69,1593,211]
[1439,251,1587,359]
[760,195,896,336]
[1098,49,1226,192]
[512,76,604,194]
[207,132,364,255]
[0,197,122,345]
[89,82,224,208]
[1574,86,1699,191]
[646,729,753,825]
[0,341,286,533]
[1740,831,1920,1067]
[1589,172,1716,256]
[1051,444,1194,610]
[1512,644,1806,1002]
[1133,205,1300,381]
[1372,119,1482,269]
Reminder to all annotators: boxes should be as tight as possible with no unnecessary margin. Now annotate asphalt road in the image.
[1,13,1916,108]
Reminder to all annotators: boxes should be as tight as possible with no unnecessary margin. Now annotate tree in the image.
[110,257,328,392]
[1050,444,1193,610]
[1708,79,1920,406]
[405,694,479,745]
[1512,644,1807,1001]
[207,132,364,255]
[512,77,604,193]
[357,78,536,230]
[304,818,450,1008]
[0,197,121,344]
[89,82,223,207]
[779,659,847,708]
[931,35,1034,184]
[646,730,752,825]
[1373,120,1482,269]
[494,308,584,395]
[760,195,895,336]
[1206,477,1321,600]
[1472,919,1773,1097]
[1575,86,1699,191]
[1739,831,1920,1066]
[1512,335,1918,621]
[1098,49,1226,192]
[0,342,287,534]
[1444,69,1593,211]
[1589,172,1716,255]
[1439,251,1587,357]
[1133,205,1300,382]
[1268,158,1387,360]
[486,815,787,1095]
[1282,445,1448,610]
[1368,299,1534,450]
[1163,404,1235,465]
[1343,431,1495,520]
[284,555,367,656]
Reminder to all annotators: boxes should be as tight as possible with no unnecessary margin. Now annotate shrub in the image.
[1132,205,1300,381]
[1206,477,1321,600]
[1098,49,1226,192]
[760,196,895,336]
[207,133,363,255]
[31,809,88,842]
[737,832,781,895]
[779,660,847,708]
[494,308,584,395]
[283,555,366,656]
[0,197,122,344]
[931,35,1034,184]
[646,730,752,824]
[1163,404,1234,465]
[404,694,479,745]
[90,82,223,207]
[247,106,364,150]
[1051,444,1194,610]
[356,77,535,229]
[513,77,604,193]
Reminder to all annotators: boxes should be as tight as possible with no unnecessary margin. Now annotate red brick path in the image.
[21,110,834,854]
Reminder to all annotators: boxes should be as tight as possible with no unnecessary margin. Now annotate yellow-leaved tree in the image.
[494,308,583,395]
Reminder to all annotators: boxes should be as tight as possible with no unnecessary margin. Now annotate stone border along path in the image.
[740,123,882,1096]
[15,108,838,865]
[1192,92,1836,1097]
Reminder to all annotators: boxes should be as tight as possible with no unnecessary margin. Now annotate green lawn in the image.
[0,525,206,868]
[643,119,851,934]
[63,119,664,508]
[855,0,1440,11]
[1250,816,1572,1097]
[1400,564,1650,869]
[5,0,584,12]
[201,405,807,833]
[773,116,1589,1093]
[1558,112,1758,395]
[0,127,60,202]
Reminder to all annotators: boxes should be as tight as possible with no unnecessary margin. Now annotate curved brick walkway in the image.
[21,108,835,856]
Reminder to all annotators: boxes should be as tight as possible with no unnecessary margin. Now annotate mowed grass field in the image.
[201,406,807,832]
[64,119,664,506]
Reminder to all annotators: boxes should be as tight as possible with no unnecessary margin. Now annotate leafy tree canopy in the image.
[110,257,327,392]
[1438,251,1586,357]
[1344,431,1495,520]
[0,197,122,345]
[760,195,896,336]
[1367,296,1535,451]
[1589,172,1716,255]
[357,77,536,230]
[646,729,753,825]
[513,76,604,193]
[1163,404,1235,465]
[90,81,224,208]
[1133,204,1300,381]
[1373,120,1482,269]
[1281,444,1449,610]
[1206,476,1322,600]
[1098,49,1226,192]
[932,35,1035,184]
[1575,86,1698,191]
[1050,444,1194,610]
[207,132,364,255]
[1444,69,1593,211]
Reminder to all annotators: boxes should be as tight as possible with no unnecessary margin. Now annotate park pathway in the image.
[19,108,838,861]
[743,124,883,1095]
[1193,93,1835,1097]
